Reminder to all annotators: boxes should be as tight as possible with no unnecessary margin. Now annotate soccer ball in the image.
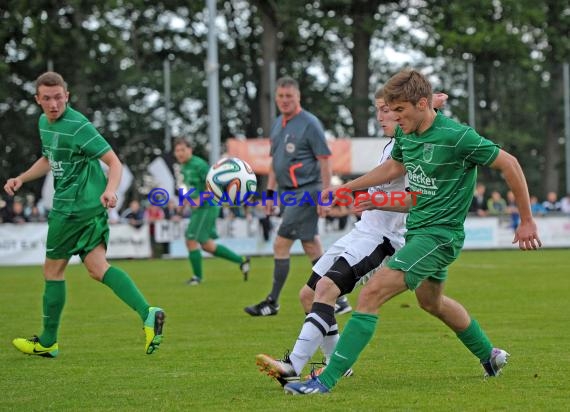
[205,157,257,204]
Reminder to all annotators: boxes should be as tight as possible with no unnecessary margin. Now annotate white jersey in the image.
[354,138,407,249]
[312,138,408,278]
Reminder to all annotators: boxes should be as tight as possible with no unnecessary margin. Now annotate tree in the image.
[421,0,569,196]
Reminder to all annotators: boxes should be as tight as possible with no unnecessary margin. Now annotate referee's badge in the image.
[286,143,295,153]
[423,143,434,162]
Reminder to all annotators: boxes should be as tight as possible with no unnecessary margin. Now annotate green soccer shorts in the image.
[185,206,219,243]
[386,226,465,290]
[46,211,110,261]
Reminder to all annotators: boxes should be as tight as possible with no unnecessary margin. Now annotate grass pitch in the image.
[0,249,568,411]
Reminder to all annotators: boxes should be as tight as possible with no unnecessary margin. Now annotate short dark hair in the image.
[276,76,299,90]
[35,72,67,94]
[173,138,192,149]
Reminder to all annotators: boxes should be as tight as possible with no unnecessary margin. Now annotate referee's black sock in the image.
[268,258,290,303]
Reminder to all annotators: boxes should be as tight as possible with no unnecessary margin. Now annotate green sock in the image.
[456,319,493,361]
[102,266,150,322]
[213,244,243,264]
[189,250,203,279]
[318,312,378,389]
[39,280,66,347]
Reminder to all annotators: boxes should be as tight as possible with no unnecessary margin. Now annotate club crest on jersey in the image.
[423,143,434,162]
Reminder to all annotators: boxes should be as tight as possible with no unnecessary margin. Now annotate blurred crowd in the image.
[0,195,48,224]
[469,183,570,230]
[0,195,276,248]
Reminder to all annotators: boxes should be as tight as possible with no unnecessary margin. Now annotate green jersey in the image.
[40,106,111,219]
[392,112,500,232]
[179,155,211,207]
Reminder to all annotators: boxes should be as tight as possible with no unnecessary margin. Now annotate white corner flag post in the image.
[207,0,221,165]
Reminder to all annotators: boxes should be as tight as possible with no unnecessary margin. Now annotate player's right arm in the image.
[4,156,51,196]
[490,149,541,250]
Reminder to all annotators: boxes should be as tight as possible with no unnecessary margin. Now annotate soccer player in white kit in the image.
[255,88,447,385]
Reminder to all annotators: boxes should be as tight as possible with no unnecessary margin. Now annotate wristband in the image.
[266,189,276,198]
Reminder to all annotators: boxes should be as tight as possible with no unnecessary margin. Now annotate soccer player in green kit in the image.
[4,72,164,357]
[173,139,250,285]
[285,69,542,395]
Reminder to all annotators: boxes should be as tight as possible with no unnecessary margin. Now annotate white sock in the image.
[320,324,339,363]
[289,313,329,375]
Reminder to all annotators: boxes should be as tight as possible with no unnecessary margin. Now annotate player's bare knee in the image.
[202,243,216,254]
[273,237,292,257]
[301,240,322,260]
[314,276,340,301]
[84,260,110,281]
[356,287,381,313]
[417,297,443,316]
[43,270,65,280]
[186,239,199,250]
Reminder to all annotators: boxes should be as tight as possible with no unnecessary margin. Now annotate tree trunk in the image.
[543,64,564,195]
[351,12,371,137]
[257,2,278,137]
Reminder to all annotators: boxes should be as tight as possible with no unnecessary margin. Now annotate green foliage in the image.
[0,250,568,410]
[419,0,568,195]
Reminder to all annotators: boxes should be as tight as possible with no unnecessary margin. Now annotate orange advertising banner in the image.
[226,139,272,174]
[225,138,352,175]
[329,138,351,175]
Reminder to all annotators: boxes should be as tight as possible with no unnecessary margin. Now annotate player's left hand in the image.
[101,191,118,209]
[512,219,542,250]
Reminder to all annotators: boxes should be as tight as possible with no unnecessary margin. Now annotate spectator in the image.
[108,207,120,224]
[252,203,273,242]
[121,200,145,229]
[27,206,46,223]
[144,204,165,223]
[506,190,520,230]
[486,191,507,216]
[469,183,488,216]
[0,198,9,223]
[561,193,570,214]
[9,198,28,224]
[35,198,49,218]
[23,194,36,218]
[542,191,561,213]
[178,204,191,218]
[530,195,547,216]
[164,200,183,222]
[144,204,166,258]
